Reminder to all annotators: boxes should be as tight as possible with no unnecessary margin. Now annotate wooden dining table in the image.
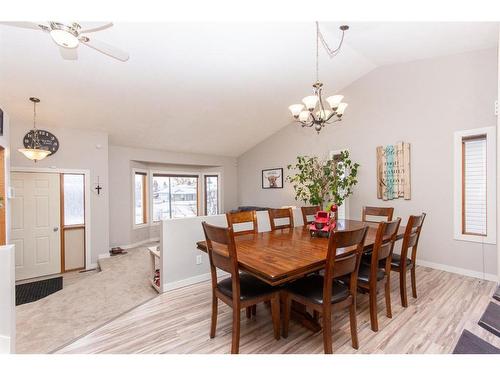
[196,219,406,333]
[196,219,405,286]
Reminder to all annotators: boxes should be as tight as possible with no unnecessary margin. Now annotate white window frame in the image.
[453,126,496,244]
[202,172,223,216]
[132,168,149,229]
[329,149,349,220]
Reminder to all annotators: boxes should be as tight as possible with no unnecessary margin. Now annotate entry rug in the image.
[16,276,63,306]
[478,302,500,338]
[453,330,500,354]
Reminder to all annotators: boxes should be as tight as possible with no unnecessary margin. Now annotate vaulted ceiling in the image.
[0,22,498,156]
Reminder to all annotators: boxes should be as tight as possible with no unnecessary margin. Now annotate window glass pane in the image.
[135,173,145,225]
[205,176,218,215]
[463,137,487,235]
[171,176,198,218]
[64,174,84,226]
[152,175,171,221]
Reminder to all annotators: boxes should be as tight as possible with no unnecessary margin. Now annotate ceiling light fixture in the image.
[18,97,52,162]
[50,28,79,48]
[289,22,349,134]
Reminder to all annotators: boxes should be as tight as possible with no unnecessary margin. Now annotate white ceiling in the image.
[0,22,498,157]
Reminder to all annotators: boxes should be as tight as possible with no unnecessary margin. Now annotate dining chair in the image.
[282,226,368,354]
[201,221,280,354]
[226,210,258,236]
[268,207,294,230]
[357,218,401,332]
[300,205,321,225]
[361,206,394,223]
[391,213,426,307]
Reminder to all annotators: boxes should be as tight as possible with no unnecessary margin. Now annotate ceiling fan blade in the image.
[0,21,49,31]
[59,46,78,60]
[79,36,129,62]
[79,22,113,34]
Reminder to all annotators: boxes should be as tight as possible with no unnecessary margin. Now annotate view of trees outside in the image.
[153,175,198,220]
[134,173,145,225]
[205,175,218,215]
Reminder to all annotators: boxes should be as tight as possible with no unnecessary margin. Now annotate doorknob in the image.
[53,227,59,232]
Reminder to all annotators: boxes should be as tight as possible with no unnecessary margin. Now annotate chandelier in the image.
[18,97,52,162]
[289,22,349,134]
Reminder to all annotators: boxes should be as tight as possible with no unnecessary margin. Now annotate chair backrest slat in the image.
[202,222,240,293]
[362,206,394,223]
[268,208,294,231]
[301,205,321,225]
[323,226,368,303]
[401,213,426,265]
[226,210,258,236]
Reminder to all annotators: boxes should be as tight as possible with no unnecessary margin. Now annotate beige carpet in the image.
[15,244,159,354]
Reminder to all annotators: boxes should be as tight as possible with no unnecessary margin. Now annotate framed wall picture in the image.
[262,168,283,189]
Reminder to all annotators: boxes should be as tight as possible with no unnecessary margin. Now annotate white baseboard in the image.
[111,237,160,251]
[417,259,497,282]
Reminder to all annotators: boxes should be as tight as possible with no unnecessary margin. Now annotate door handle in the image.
[53,227,59,232]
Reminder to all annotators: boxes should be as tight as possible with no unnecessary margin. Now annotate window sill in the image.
[133,223,150,230]
[453,234,496,245]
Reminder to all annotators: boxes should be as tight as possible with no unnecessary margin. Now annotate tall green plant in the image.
[286,151,359,209]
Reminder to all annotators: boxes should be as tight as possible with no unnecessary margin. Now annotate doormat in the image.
[452,329,500,354]
[16,276,63,306]
[478,302,500,338]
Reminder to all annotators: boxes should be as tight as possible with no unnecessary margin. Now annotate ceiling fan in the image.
[0,21,129,61]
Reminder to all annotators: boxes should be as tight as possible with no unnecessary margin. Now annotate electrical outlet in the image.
[196,255,202,265]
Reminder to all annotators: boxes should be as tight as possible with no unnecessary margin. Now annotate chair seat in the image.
[217,273,276,301]
[285,274,350,305]
[391,253,412,269]
[357,264,385,283]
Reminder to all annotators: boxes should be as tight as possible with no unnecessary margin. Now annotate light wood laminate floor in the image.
[57,266,500,354]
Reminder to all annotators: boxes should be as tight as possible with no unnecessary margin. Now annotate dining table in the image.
[196,219,406,333]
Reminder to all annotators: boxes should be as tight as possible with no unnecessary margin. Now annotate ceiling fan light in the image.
[336,102,348,115]
[326,95,344,109]
[18,148,51,162]
[50,29,79,49]
[302,95,319,111]
[288,104,305,117]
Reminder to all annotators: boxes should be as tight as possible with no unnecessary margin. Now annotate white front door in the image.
[11,172,61,281]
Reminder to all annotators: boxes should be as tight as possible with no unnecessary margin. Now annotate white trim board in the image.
[163,271,229,292]
[417,259,497,282]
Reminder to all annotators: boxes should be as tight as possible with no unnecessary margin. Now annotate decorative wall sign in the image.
[377,142,411,200]
[22,129,59,155]
[262,168,283,189]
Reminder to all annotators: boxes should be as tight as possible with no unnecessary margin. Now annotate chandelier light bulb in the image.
[299,111,311,122]
[326,95,344,109]
[336,102,348,115]
[288,104,305,117]
[316,109,332,121]
[302,96,319,111]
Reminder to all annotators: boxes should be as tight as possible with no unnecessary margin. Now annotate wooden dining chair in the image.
[361,206,394,223]
[357,218,401,332]
[300,205,321,225]
[282,226,368,354]
[201,221,280,354]
[391,213,426,307]
[226,210,258,236]
[268,207,294,231]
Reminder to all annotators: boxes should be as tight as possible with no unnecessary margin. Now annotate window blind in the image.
[462,136,487,235]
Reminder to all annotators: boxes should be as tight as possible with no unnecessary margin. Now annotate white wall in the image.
[108,145,238,248]
[9,123,110,265]
[0,244,15,353]
[238,48,498,279]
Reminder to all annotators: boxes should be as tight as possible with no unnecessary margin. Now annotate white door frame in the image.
[11,167,92,271]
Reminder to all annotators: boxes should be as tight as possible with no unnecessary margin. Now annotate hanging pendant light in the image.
[18,97,52,162]
[289,22,349,134]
